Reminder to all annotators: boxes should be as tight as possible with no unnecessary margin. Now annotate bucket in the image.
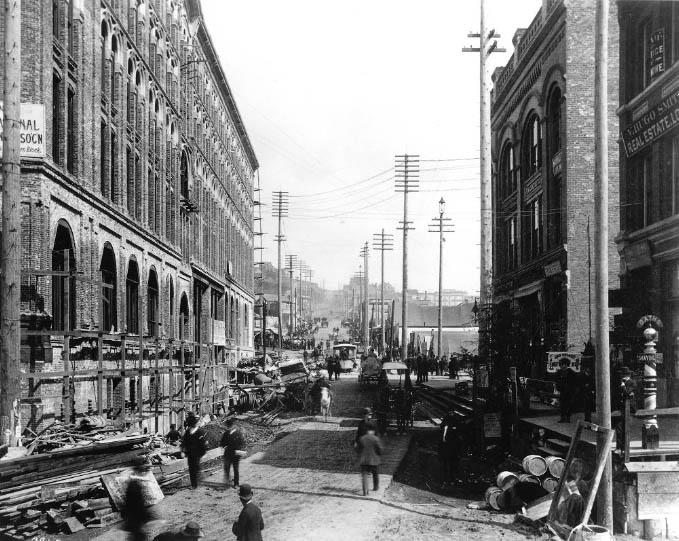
[573,525,611,541]
[485,486,504,510]
[546,456,565,478]
[522,454,548,476]
[542,477,559,492]
[496,471,519,489]
[517,473,540,485]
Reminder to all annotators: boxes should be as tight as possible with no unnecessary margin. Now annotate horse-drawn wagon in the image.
[358,355,381,388]
[373,362,414,434]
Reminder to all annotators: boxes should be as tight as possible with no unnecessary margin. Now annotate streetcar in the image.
[332,343,357,372]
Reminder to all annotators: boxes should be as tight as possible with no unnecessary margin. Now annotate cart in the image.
[373,362,414,433]
[358,355,381,388]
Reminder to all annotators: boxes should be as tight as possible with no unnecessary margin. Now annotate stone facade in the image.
[490,0,619,377]
[0,0,257,432]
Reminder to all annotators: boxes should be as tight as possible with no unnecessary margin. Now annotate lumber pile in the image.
[0,431,150,539]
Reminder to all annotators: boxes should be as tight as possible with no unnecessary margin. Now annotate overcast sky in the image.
[202,0,542,294]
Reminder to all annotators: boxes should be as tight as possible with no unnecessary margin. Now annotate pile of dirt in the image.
[200,417,284,452]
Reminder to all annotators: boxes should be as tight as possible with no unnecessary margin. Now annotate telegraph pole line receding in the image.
[428,198,454,360]
[285,254,298,339]
[396,154,419,362]
[1,0,22,445]
[463,0,505,363]
[359,243,370,350]
[373,229,394,356]
[272,191,289,350]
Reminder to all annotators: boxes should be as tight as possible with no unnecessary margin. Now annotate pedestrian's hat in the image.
[238,483,253,501]
[363,407,372,415]
[180,521,204,538]
[619,366,633,377]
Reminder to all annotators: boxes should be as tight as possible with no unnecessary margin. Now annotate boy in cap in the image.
[354,407,372,447]
[232,484,264,541]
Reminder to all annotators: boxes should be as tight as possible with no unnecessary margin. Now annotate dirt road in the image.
[93,376,544,540]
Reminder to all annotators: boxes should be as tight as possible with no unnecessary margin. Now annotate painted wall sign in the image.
[483,412,501,439]
[622,88,679,157]
[0,103,46,157]
[649,29,665,83]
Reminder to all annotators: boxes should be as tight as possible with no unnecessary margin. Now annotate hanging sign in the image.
[547,352,581,373]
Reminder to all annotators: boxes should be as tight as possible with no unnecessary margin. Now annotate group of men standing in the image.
[410,353,459,384]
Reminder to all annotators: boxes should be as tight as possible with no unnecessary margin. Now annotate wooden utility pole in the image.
[272,191,288,350]
[428,198,454,359]
[1,0,22,446]
[373,229,393,356]
[286,254,297,339]
[396,154,419,362]
[359,243,369,350]
[594,0,612,529]
[463,0,504,362]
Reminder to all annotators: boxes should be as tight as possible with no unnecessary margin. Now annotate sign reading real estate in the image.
[0,102,46,157]
[622,88,679,157]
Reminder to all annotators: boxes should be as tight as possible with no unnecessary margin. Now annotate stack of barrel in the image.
[484,454,565,512]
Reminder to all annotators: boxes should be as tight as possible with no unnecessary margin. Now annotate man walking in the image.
[232,484,264,541]
[354,407,372,447]
[181,413,207,489]
[220,417,246,489]
[357,424,383,496]
[556,358,576,423]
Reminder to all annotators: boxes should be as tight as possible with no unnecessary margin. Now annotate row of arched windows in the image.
[496,84,563,272]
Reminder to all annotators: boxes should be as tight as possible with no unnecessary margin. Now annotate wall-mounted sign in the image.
[622,88,679,157]
[213,320,226,346]
[649,29,665,83]
[0,103,46,157]
[547,352,581,373]
[636,314,663,329]
[544,260,563,277]
[551,150,562,176]
[483,412,501,439]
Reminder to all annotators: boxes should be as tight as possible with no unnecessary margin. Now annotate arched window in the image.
[100,243,117,332]
[180,150,189,198]
[499,142,516,200]
[548,88,562,158]
[169,277,175,339]
[147,268,159,337]
[126,258,140,334]
[547,87,563,247]
[522,113,542,179]
[52,222,76,331]
[179,293,189,340]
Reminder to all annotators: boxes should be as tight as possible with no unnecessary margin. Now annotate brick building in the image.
[490,0,619,378]
[615,1,679,405]
[0,0,257,432]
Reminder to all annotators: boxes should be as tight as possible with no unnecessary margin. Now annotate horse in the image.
[320,387,332,422]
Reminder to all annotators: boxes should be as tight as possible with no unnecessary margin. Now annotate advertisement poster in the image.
[0,102,46,157]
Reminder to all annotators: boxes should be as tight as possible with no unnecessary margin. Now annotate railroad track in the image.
[414,385,474,425]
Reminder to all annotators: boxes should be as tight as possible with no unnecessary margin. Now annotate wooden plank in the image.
[638,493,679,519]
[634,407,679,417]
[628,446,679,458]
[637,472,679,493]
[625,461,679,473]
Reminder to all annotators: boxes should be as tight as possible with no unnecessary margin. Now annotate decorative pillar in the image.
[641,326,659,449]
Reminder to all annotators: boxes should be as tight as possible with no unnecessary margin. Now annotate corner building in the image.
[616,1,679,406]
[1,0,257,432]
[490,0,619,378]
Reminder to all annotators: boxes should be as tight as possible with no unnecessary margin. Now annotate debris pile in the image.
[0,428,150,540]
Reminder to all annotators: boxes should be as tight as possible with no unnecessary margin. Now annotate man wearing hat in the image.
[220,417,246,489]
[232,484,264,541]
[152,521,204,540]
[181,413,207,489]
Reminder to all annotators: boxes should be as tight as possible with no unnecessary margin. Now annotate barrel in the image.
[517,473,540,485]
[496,471,519,489]
[522,454,548,476]
[546,456,565,478]
[485,486,504,511]
[573,525,611,541]
[542,477,559,492]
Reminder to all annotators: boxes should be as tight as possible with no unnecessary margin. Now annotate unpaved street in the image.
[94,376,544,540]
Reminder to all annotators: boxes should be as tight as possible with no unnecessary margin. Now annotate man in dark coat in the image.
[220,418,246,488]
[232,484,264,541]
[181,413,207,489]
[357,424,383,495]
[438,411,462,486]
[165,423,181,445]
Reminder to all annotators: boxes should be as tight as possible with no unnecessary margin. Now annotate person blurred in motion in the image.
[357,424,383,495]
[232,484,264,541]
[122,459,156,541]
